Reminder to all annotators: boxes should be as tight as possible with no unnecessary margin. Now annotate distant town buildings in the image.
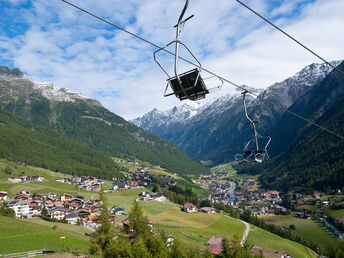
[8,175,44,183]
[56,176,103,192]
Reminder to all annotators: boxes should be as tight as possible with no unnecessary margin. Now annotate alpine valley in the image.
[0,65,209,178]
[132,60,344,192]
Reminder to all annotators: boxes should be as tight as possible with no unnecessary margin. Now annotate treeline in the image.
[239,94,344,194]
[0,109,121,180]
[1,94,209,176]
[161,187,199,206]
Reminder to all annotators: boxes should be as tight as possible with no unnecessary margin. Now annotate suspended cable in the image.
[61,0,344,140]
[234,0,344,77]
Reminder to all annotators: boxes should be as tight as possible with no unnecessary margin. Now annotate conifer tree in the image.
[132,236,152,258]
[128,201,149,237]
[89,191,114,256]
[169,238,187,258]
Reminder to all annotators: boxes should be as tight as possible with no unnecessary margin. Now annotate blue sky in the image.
[0,0,343,119]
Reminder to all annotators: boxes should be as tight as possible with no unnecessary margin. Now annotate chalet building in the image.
[65,213,79,224]
[183,203,197,213]
[113,181,128,191]
[139,190,150,197]
[48,207,70,220]
[151,193,167,202]
[200,207,216,214]
[47,192,57,200]
[126,181,139,188]
[76,209,91,217]
[88,214,101,227]
[8,177,21,183]
[44,199,54,209]
[251,246,291,258]
[8,176,44,183]
[111,206,126,215]
[60,193,73,202]
[29,202,41,217]
[31,176,44,182]
[8,200,30,217]
[267,190,280,199]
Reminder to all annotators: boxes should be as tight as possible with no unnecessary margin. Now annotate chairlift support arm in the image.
[242,90,259,151]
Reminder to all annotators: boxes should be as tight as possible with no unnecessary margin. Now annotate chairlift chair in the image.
[153,0,223,101]
[235,90,271,163]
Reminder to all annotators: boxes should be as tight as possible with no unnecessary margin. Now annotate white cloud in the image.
[0,0,343,120]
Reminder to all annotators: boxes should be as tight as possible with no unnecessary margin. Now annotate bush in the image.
[0,202,15,218]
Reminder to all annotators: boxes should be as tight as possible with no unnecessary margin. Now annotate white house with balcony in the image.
[7,200,30,217]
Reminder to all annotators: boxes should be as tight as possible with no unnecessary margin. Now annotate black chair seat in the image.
[168,68,209,101]
[244,150,265,155]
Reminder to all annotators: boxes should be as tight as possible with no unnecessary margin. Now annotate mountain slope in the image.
[132,61,341,165]
[249,61,344,192]
[0,65,209,175]
[0,108,121,179]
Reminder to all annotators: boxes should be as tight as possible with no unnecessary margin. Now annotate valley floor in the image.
[0,160,317,257]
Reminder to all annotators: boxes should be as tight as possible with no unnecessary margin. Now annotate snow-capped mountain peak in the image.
[31,79,88,102]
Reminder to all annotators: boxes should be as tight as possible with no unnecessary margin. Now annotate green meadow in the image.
[261,215,338,252]
[0,216,90,254]
[0,160,317,256]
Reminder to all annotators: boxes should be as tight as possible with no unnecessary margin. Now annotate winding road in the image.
[239,219,250,246]
[224,215,250,246]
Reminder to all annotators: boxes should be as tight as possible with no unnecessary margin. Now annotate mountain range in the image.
[132,61,342,166]
[0,65,209,177]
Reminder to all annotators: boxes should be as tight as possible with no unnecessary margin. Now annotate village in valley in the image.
[0,158,342,257]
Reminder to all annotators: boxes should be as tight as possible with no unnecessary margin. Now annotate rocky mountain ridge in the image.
[0,65,208,175]
[0,65,102,107]
[132,60,342,165]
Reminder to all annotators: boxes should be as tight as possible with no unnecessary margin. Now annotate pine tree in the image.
[89,191,114,256]
[132,236,152,258]
[145,234,169,258]
[128,201,149,237]
[41,204,48,218]
[105,236,133,258]
[221,237,231,258]
[169,238,187,258]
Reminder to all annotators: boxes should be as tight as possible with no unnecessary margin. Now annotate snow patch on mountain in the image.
[258,60,342,107]
[131,86,260,129]
[132,61,342,133]
[28,77,88,102]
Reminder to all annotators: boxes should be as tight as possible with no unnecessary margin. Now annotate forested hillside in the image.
[240,61,344,193]
[0,66,209,175]
[0,108,121,179]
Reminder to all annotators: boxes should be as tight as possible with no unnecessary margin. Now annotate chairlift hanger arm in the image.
[242,91,259,151]
[175,0,190,85]
[174,15,194,28]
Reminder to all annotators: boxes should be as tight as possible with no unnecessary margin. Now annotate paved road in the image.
[239,219,250,246]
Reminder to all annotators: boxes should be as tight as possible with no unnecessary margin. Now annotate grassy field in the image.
[0,160,319,256]
[0,216,90,254]
[324,206,344,218]
[113,157,207,195]
[261,215,338,252]
[247,226,317,258]
[210,162,237,175]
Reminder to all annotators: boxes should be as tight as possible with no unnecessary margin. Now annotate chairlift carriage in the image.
[235,90,271,163]
[153,0,223,101]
